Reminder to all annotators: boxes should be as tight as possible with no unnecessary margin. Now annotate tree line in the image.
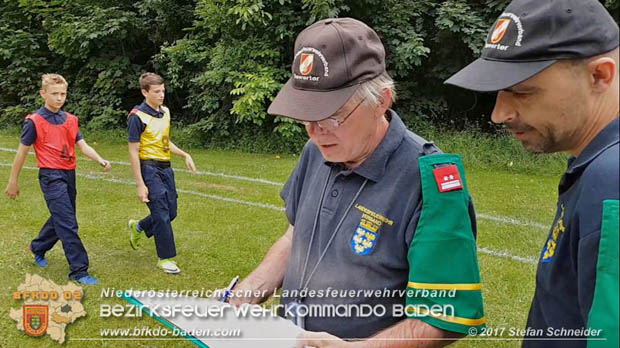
[1,0,618,151]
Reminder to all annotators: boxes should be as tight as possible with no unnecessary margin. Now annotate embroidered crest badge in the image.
[23,305,48,337]
[351,225,378,255]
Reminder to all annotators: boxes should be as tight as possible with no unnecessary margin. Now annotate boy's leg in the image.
[164,167,178,223]
[142,166,177,260]
[41,170,90,280]
[31,170,62,255]
[138,215,153,236]
[30,217,59,255]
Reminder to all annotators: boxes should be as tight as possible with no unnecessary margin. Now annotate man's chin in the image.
[521,140,555,154]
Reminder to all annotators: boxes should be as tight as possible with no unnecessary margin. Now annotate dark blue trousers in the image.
[30,169,90,280]
[138,164,178,259]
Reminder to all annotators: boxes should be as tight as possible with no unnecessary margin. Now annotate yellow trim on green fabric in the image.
[408,281,482,291]
[407,307,487,326]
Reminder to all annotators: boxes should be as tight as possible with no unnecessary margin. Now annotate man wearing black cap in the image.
[227,17,486,347]
[446,1,619,347]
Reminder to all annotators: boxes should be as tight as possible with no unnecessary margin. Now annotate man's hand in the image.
[185,155,196,173]
[296,331,352,348]
[137,184,149,203]
[5,182,19,200]
[99,159,111,172]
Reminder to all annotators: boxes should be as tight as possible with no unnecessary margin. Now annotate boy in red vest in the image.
[4,73,110,285]
[127,73,196,274]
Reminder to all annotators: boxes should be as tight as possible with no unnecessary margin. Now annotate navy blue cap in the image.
[445,0,620,92]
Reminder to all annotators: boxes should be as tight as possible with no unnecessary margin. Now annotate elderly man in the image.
[228,18,486,347]
[445,1,619,347]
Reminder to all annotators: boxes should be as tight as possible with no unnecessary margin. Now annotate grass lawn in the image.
[0,131,564,348]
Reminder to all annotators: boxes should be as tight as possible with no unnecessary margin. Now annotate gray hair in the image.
[352,71,396,108]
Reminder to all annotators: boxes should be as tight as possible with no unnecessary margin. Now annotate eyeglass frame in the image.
[301,97,366,131]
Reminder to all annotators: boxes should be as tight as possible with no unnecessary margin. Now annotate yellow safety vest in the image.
[133,107,171,161]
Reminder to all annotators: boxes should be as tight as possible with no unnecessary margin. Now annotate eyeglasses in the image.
[301,97,366,132]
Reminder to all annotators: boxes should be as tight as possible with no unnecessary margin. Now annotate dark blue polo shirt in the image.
[524,117,619,348]
[127,101,165,143]
[279,109,477,338]
[21,107,83,146]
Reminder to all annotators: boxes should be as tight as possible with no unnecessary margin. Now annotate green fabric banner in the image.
[406,153,486,335]
[587,200,619,348]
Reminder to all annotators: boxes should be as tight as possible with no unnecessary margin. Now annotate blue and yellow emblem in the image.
[23,304,48,337]
[542,204,565,263]
[351,225,378,255]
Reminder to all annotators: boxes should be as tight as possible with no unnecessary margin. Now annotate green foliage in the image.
[1,0,618,153]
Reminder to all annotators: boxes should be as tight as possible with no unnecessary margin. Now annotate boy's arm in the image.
[76,139,110,172]
[128,142,149,203]
[169,141,196,172]
[5,144,31,199]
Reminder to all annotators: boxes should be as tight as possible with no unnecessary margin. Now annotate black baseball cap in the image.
[445,0,619,92]
[267,18,385,121]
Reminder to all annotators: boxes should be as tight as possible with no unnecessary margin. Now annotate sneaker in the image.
[28,245,48,267]
[157,259,181,274]
[75,275,99,285]
[128,219,142,250]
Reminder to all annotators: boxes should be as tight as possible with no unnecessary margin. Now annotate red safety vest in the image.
[25,112,79,170]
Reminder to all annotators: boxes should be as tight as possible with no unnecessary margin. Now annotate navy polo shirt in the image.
[524,117,619,348]
[127,101,165,143]
[21,107,83,146]
[280,109,475,338]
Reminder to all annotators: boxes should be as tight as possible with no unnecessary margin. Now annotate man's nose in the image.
[491,91,516,124]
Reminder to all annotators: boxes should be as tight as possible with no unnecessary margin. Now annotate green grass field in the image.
[0,130,565,348]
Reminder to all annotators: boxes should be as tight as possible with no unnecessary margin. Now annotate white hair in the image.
[352,71,396,108]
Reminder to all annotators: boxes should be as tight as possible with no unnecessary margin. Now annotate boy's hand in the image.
[99,159,111,172]
[137,184,150,203]
[185,155,197,173]
[5,182,20,200]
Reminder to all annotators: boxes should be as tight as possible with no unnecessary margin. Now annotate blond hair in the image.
[41,74,68,90]
[139,73,164,91]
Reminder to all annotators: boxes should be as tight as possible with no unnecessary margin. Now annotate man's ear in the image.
[377,88,392,116]
[141,89,149,98]
[588,56,616,93]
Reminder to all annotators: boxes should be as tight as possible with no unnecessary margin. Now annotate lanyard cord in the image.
[297,166,368,296]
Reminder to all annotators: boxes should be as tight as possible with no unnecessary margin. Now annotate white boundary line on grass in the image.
[0,162,540,265]
[0,147,282,186]
[0,146,549,231]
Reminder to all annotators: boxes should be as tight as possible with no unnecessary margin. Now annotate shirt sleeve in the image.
[20,120,37,146]
[280,141,315,226]
[128,114,145,142]
[76,130,83,143]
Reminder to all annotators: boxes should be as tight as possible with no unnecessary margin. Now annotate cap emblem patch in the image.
[491,19,511,44]
[300,53,314,76]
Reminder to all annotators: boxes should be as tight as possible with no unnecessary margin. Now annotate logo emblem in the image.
[542,205,566,263]
[433,164,463,193]
[23,305,48,337]
[351,225,378,255]
[490,18,511,44]
[300,53,314,76]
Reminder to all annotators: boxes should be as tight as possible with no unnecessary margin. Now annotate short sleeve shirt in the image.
[21,107,83,146]
[280,110,468,338]
[127,101,165,143]
[524,117,620,348]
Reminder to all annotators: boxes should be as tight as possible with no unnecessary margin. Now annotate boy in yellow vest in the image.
[127,73,196,274]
